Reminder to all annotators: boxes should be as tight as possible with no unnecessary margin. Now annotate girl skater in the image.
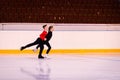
[20,25,48,59]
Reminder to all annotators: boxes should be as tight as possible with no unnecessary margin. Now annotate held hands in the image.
[44,38,46,41]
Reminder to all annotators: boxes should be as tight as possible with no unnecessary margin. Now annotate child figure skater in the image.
[33,26,54,58]
[20,25,48,59]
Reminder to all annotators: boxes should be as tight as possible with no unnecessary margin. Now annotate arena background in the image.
[0,1,120,80]
[0,0,120,54]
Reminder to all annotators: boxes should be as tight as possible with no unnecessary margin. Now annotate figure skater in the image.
[20,25,48,59]
[33,26,54,58]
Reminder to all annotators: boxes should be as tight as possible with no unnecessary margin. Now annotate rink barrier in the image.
[0,49,120,55]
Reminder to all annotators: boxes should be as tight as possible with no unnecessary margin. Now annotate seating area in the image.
[0,0,120,23]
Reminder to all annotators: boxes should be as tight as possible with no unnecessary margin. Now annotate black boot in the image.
[20,46,25,51]
[38,55,44,59]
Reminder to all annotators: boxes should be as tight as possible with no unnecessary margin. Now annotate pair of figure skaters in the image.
[20,25,54,59]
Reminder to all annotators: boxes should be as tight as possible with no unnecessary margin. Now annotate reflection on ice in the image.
[20,59,51,80]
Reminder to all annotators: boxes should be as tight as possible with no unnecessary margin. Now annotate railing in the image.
[0,23,120,31]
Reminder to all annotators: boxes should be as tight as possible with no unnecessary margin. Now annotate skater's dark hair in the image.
[43,25,47,29]
[49,26,53,31]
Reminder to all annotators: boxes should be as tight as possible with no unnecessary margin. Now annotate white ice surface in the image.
[0,54,120,80]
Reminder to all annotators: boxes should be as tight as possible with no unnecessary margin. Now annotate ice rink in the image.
[0,54,120,80]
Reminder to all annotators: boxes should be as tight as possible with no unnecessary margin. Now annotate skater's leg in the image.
[44,42,51,58]
[36,45,40,49]
[21,38,40,51]
[36,41,51,54]
[45,42,51,54]
[32,44,40,53]
[38,44,44,58]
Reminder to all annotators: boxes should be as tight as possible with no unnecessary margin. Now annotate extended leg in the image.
[20,38,40,51]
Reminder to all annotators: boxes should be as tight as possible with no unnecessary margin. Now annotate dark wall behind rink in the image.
[0,0,120,23]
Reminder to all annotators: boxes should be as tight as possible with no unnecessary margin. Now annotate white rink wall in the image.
[0,23,120,49]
